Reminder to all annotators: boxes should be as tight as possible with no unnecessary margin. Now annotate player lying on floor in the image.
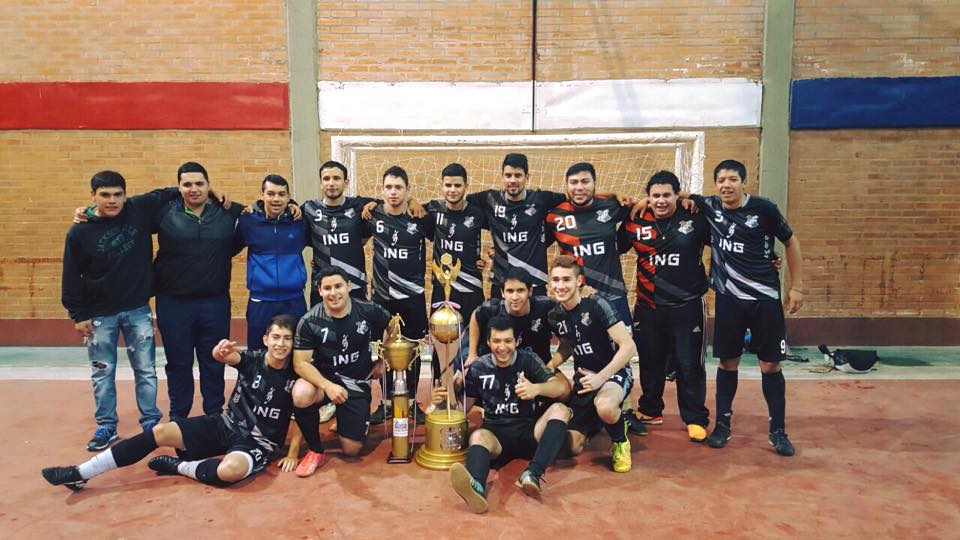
[42,315,300,490]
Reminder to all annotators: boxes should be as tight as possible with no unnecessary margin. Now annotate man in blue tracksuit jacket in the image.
[235,174,309,350]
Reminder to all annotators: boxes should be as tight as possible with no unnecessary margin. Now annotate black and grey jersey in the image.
[293,299,391,386]
[691,194,793,301]
[473,295,557,363]
[365,204,435,301]
[426,199,488,295]
[548,295,621,374]
[618,207,710,309]
[546,195,630,298]
[303,197,376,294]
[463,349,554,425]
[222,350,298,451]
[467,189,566,289]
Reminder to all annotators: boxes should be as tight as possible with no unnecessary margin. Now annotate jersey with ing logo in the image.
[467,189,566,289]
[618,207,710,309]
[426,200,488,295]
[302,197,376,293]
[473,295,557,362]
[690,194,793,301]
[365,204,435,300]
[222,350,297,451]
[294,299,390,383]
[546,195,630,298]
[463,349,554,425]
[548,296,621,374]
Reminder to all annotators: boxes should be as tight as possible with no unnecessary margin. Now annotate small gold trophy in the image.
[416,254,469,470]
[376,315,421,464]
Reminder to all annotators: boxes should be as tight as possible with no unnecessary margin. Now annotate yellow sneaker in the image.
[687,424,707,442]
[611,438,632,473]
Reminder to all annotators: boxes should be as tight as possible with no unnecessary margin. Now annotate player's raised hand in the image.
[361,201,377,220]
[213,339,239,360]
[406,198,426,218]
[577,367,603,394]
[515,371,538,400]
[680,198,698,213]
[629,197,649,220]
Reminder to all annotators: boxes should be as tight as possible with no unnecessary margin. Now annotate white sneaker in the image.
[318,402,336,423]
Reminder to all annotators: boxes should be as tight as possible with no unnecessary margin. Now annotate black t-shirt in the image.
[302,196,376,294]
[463,349,554,425]
[691,194,793,301]
[426,199,488,295]
[546,195,631,299]
[548,296,621,374]
[222,350,298,451]
[473,295,556,362]
[467,189,565,289]
[294,299,391,384]
[365,204,435,301]
[618,207,711,308]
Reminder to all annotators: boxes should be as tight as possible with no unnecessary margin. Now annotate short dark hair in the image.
[261,174,289,192]
[487,316,515,337]
[502,153,529,175]
[501,267,533,290]
[713,159,747,183]
[645,170,681,194]
[382,165,409,186]
[90,170,126,193]
[441,163,468,183]
[266,314,297,335]
[177,162,208,183]
[317,267,350,287]
[565,162,596,181]
[320,160,348,180]
[552,254,581,277]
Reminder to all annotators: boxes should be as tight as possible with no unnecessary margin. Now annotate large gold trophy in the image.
[416,254,469,470]
[376,315,421,464]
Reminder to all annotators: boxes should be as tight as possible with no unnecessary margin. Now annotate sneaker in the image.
[142,420,159,434]
[450,462,487,514]
[369,403,389,425]
[611,438,632,473]
[624,411,648,436]
[707,423,732,449]
[515,468,543,501]
[318,403,336,424]
[86,427,118,452]
[41,466,86,491]
[664,370,677,381]
[687,424,708,442]
[769,429,796,457]
[148,455,182,475]
[294,450,329,478]
[632,410,663,425]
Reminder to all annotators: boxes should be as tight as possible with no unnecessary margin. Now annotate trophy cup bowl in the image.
[428,304,463,344]
[381,337,419,372]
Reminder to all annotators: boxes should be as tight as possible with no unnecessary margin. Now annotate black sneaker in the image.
[664,370,677,381]
[86,427,118,452]
[769,429,796,457]
[369,403,389,425]
[42,466,86,491]
[707,423,732,448]
[624,412,649,436]
[515,468,543,501]
[148,455,183,475]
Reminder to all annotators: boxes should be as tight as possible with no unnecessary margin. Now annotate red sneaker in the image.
[294,450,328,478]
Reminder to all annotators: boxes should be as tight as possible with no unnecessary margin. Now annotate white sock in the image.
[176,460,201,479]
[77,450,118,480]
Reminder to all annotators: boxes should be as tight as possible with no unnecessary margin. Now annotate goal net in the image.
[332,132,705,303]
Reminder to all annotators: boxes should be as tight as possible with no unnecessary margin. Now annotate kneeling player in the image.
[42,315,300,490]
[290,268,391,476]
[444,316,570,514]
[546,255,638,473]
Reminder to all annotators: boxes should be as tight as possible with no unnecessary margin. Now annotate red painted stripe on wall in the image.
[0,82,289,129]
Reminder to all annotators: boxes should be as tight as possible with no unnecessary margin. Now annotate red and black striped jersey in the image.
[545,196,630,299]
[618,207,710,309]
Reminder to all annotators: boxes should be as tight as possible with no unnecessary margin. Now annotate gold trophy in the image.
[416,254,469,470]
[376,315,421,464]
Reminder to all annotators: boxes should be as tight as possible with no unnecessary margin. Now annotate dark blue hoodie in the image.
[235,202,308,302]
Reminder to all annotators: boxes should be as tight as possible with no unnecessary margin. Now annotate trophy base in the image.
[387,453,413,464]
[415,409,469,471]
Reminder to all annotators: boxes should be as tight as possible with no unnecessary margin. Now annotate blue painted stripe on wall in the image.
[791,76,960,129]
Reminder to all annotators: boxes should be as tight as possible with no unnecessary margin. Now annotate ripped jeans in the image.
[86,304,162,430]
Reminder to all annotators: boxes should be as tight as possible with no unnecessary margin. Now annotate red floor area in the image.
[4,378,958,538]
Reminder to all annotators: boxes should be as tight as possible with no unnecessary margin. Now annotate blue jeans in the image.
[156,293,230,418]
[87,304,162,430]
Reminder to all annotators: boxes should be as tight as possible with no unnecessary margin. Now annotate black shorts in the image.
[321,380,372,442]
[567,366,633,437]
[482,418,538,467]
[712,294,786,362]
[174,414,274,477]
[374,294,428,339]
